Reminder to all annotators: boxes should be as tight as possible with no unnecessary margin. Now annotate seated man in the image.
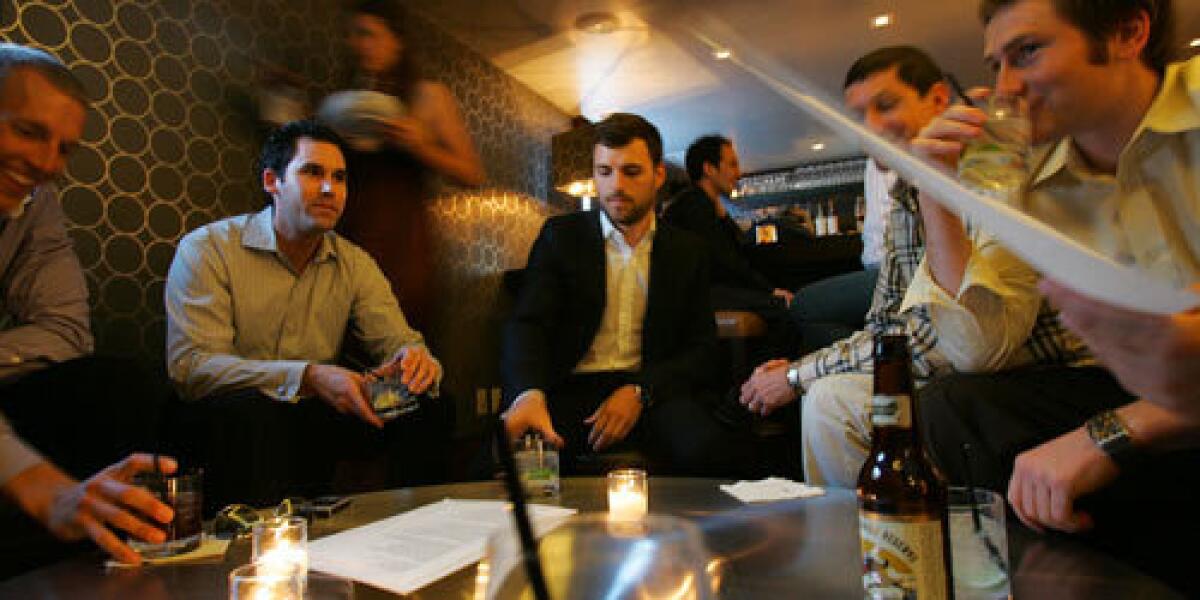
[0,45,174,575]
[502,113,744,476]
[662,135,797,359]
[913,0,1199,588]
[165,120,443,506]
[739,45,1089,486]
[0,45,164,482]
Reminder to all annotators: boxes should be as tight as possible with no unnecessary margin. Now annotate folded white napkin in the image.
[719,477,825,503]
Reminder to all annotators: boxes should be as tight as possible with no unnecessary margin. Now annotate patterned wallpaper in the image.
[1,0,569,433]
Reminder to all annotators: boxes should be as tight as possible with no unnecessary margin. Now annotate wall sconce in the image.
[550,118,596,210]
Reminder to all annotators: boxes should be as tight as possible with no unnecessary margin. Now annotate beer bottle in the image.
[857,334,953,599]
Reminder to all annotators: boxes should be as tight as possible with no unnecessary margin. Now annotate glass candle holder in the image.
[252,516,308,577]
[228,563,304,600]
[607,469,648,521]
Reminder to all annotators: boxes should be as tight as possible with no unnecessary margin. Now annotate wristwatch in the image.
[632,384,654,409]
[1085,409,1136,466]
[785,363,803,394]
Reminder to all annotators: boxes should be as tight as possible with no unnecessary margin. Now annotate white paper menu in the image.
[307,499,576,595]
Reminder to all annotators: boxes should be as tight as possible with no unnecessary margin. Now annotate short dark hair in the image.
[593,113,663,165]
[685,135,731,183]
[843,46,944,95]
[256,120,347,204]
[979,0,1176,74]
[0,43,88,107]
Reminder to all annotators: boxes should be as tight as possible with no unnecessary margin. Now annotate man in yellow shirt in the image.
[913,0,1198,589]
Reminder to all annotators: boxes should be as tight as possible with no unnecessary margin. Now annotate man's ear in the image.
[262,169,281,196]
[702,161,718,182]
[654,163,666,192]
[927,80,953,113]
[1110,9,1152,63]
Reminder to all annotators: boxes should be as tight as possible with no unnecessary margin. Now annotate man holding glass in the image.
[912,0,1199,587]
[165,120,442,506]
[0,43,176,573]
[740,46,1087,487]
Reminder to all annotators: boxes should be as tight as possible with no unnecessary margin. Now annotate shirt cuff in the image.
[505,389,546,417]
[262,361,309,403]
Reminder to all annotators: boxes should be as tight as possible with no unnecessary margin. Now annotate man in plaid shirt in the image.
[739,46,1090,487]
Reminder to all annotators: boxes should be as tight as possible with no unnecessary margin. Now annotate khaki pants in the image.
[800,373,874,488]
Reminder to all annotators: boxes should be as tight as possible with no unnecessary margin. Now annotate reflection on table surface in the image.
[0,478,1185,599]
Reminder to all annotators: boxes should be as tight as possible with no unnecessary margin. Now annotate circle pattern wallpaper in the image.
[3,0,567,428]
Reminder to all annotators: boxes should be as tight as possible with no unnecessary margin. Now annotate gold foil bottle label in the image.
[859,511,948,599]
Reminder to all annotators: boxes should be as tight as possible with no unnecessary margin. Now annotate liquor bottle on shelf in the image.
[814,202,827,237]
[824,199,839,235]
[855,195,867,233]
[857,334,954,600]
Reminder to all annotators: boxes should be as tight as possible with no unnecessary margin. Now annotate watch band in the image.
[632,384,653,408]
[785,363,803,393]
[1085,409,1136,466]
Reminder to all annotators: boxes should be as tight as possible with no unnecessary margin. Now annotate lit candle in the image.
[607,469,648,520]
[252,517,308,578]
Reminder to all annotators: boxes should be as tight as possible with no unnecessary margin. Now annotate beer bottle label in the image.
[870,394,911,428]
[859,511,948,600]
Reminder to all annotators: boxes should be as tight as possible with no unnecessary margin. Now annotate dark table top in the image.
[0,478,1184,599]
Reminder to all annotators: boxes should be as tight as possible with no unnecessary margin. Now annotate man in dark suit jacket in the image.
[502,113,742,475]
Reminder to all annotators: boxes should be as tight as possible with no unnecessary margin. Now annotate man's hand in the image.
[2,454,178,566]
[772,288,795,306]
[378,345,441,395]
[739,359,797,416]
[909,88,991,171]
[1007,427,1119,534]
[585,385,643,451]
[302,364,383,428]
[503,392,565,448]
[1041,280,1200,422]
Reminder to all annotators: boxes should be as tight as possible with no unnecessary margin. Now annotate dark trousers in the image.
[790,267,878,354]
[0,356,168,479]
[544,372,752,477]
[0,357,170,580]
[917,366,1200,594]
[174,388,451,513]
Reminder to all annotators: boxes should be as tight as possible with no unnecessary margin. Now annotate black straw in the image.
[495,419,552,600]
[960,443,1008,572]
[944,73,979,108]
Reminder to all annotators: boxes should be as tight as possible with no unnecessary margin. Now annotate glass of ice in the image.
[957,95,1031,201]
[949,486,1011,599]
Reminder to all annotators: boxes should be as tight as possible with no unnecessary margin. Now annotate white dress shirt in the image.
[861,158,898,268]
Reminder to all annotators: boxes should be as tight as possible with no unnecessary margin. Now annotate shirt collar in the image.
[242,206,338,262]
[599,209,656,248]
[1032,57,1200,187]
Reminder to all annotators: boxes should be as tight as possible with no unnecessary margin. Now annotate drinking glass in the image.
[128,469,204,558]
[957,95,1031,201]
[948,486,1011,599]
[479,513,714,600]
[514,433,560,497]
[229,564,304,600]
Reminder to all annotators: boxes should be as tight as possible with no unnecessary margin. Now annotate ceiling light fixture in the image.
[871,13,894,28]
[574,11,620,35]
[811,142,826,151]
[713,47,733,60]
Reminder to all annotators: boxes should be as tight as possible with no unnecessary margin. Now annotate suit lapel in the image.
[643,225,673,355]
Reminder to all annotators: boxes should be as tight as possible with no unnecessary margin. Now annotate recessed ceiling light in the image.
[1190,38,1200,48]
[871,13,894,28]
[811,142,826,151]
[713,47,733,60]
[574,11,620,35]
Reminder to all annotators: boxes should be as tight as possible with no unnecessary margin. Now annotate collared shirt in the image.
[165,207,432,401]
[794,179,1090,389]
[0,186,93,382]
[861,158,898,268]
[1020,57,1200,287]
[0,412,43,486]
[575,210,655,373]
